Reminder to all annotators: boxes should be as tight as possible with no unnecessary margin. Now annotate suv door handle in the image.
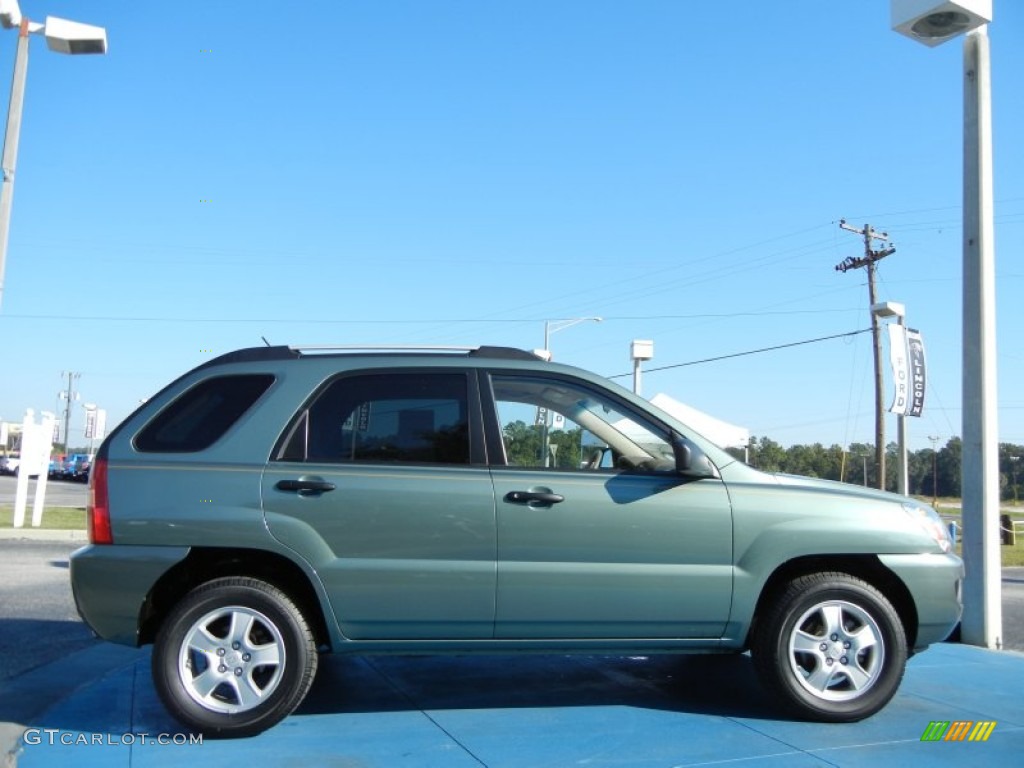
[503,490,564,505]
[275,479,336,495]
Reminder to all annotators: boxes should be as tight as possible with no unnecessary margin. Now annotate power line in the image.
[607,328,872,380]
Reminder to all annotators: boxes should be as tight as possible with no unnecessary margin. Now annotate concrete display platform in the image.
[5,642,1024,767]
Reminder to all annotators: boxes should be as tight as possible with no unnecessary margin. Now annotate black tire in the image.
[152,577,318,737]
[751,572,907,722]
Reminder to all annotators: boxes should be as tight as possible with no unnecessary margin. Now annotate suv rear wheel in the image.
[152,577,318,737]
[751,572,907,722]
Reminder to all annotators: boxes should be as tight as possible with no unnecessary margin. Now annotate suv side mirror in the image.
[672,433,717,479]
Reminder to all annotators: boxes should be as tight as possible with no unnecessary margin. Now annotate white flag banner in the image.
[906,328,927,417]
[887,324,910,416]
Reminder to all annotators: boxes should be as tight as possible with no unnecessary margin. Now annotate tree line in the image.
[731,436,1024,502]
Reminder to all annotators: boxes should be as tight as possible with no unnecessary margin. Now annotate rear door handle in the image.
[275,479,336,496]
[503,490,564,505]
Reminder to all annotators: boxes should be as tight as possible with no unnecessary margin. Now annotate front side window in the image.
[489,374,675,471]
[280,373,470,465]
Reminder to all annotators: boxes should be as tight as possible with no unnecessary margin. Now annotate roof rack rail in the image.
[287,345,543,361]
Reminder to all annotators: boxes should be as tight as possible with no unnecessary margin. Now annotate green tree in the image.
[748,436,786,472]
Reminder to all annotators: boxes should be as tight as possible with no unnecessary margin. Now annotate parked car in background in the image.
[62,453,93,482]
[49,455,67,479]
[0,455,20,475]
[71,344,963,737]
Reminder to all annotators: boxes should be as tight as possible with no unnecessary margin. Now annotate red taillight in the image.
[87,457,112,545]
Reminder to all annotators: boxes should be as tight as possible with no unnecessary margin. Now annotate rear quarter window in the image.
[134,374,275,453]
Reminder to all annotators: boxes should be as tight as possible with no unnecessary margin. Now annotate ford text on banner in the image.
[887,324,910,416]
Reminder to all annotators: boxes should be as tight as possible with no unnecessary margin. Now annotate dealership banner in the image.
[887,324,910,416]
[887,325,926,417]
[906,328,926,417]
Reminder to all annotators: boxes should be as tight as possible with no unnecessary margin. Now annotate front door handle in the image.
[503,490,564,505]
[276,478,336,496]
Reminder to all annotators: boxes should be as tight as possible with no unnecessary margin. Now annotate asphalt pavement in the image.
[0,475,88,511]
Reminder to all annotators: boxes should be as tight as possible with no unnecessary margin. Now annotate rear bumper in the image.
[70,544,191,646]
[880,552,964,649]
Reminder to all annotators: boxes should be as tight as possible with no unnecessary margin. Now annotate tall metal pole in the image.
[0,18,30,310]
[960,26,1001,650]
[896,312,908,495]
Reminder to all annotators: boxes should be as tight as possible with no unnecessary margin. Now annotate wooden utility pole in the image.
[836,220,895,491]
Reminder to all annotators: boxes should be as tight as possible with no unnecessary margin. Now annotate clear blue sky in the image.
[0,0,1021,452]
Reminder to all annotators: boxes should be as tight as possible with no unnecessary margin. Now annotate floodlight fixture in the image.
[891,0,991,46]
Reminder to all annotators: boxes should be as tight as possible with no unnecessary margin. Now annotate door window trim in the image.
[271,367,489,466]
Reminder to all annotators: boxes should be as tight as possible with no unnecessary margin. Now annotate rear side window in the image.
[135,374,275,453]
[277,373,469,464]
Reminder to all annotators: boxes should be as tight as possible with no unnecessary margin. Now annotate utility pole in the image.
[928,434,941,506]
[59,371,80,452]
[836,220,896,491]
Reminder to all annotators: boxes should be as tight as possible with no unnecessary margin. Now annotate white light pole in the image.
[0,1,107,309]
[537,316,601,467]
[630,339,654,396]
[892,0,1001,649]
[872,301,909,495]
[540,316,602,360]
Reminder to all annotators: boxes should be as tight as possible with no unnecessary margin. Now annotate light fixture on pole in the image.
[630,340,654,396]
[891,0,1000,650]
[872,301,909,496]
[536,316,601,466]
[538,316,602,361]
[0,0,107,310]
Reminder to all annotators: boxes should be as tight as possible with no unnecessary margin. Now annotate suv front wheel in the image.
[751,572,907,722]
[152,577,318,737]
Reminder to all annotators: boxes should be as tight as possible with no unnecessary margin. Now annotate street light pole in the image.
[630,339,654,396]
[960,23,1001,651]
[873,301,909,495]
[539,316,601,466]
[542,316,602,359]
[0,17,30,309]
[891,0,1001,649]
[0,1,108,310]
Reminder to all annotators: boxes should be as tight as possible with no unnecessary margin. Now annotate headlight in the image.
[902,501,953,553]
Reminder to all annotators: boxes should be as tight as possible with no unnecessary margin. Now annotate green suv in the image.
[70,345,962,737]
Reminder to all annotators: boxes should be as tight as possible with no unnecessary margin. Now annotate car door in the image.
[485,371,733,639]
[262,369,497,640]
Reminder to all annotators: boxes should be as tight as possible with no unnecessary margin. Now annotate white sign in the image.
[13,410,56,528]
[887,325,927,418]
[887,324,910,416]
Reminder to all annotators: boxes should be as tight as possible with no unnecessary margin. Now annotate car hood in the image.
[766,472,922,508]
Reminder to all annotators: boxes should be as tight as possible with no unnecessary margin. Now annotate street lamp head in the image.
[630,339,654,362]
[891,0,991,47]
[43,15,107,54]
[871,301,906,319]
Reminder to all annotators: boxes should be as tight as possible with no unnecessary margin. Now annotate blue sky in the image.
[0,0,1021,452]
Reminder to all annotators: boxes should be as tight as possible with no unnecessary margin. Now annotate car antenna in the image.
[261,336,272,347]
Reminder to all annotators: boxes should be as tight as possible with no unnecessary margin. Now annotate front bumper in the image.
[880,552,964,649]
